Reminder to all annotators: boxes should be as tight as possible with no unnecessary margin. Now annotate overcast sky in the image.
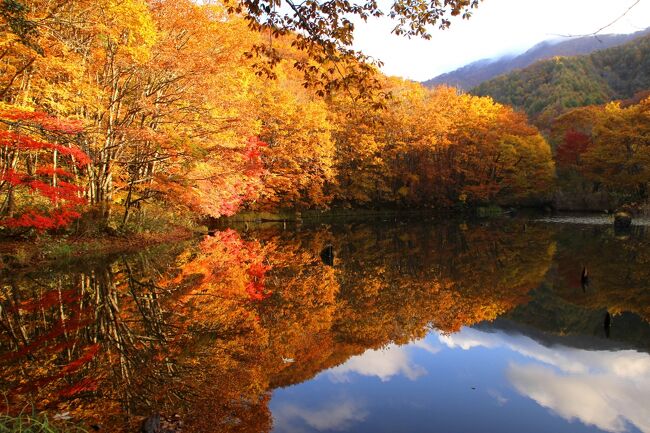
[351,0,650,82]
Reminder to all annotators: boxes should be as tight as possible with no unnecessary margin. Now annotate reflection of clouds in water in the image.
[412,339,441,355]
[272,398,368,433]
[508,363,650,433]
[487,388,508,406]
[273,339,440,432]
[441,328,650,433]
[328,340,438,382]
[440,329,650,377]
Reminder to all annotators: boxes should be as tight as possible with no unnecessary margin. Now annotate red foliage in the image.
[0,131,90,166]
[174,230,273,302]
[9,287,81,313]
[35,165,76,178]
[0,315,91,362]
[1,108,90,232]
[62,344,101,373]
[246,261,271,301]
[245,136,268,165]
[58,377,99,398]
[162,136,267,219]
[0,169,24,185]
[2,208,82,231]
[556,130,592,168]
[0,109,84,134]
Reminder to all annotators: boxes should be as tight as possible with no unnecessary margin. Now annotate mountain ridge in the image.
[423,28,650,90]
[470,32,650,123]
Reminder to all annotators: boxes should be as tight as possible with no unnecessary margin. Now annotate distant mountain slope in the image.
[471,33,650,123]
[423,28,650,90]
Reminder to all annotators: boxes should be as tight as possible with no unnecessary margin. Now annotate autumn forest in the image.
[0,0,565,236]
[2,1,650,432]
[1,0,649,238]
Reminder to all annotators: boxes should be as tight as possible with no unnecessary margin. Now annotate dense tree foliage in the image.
[551,98,650,205]
[0,0,554,234]
[329,82,554,207]
[469,34,650,209]
[0,106,89,230]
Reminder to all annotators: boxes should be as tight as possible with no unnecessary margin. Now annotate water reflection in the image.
[328,341,436,383]
[273,398,368,433]
[0,220,649,432]
[460,326,650,433]
[279,325,650,433]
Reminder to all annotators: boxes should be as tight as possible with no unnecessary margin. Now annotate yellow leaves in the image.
[1,0,555,221]
[347,82,554,206]
[574,96,650,192]
[93,0,157,63]
[249,62,336,209]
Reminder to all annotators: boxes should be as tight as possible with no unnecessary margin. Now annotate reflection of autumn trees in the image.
[0,243,190,428]
[6,221,650,432]
[1,222,556,431]
[332,222,555,338]
[551,226,650,323]
[158,230,274,433]
[259,221,555,387]
[428,223,557,332]
[0,234,274,432]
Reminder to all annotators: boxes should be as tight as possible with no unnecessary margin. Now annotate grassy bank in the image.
[0,226,199,270]
[0,203,209,269]
[0,414,87,433]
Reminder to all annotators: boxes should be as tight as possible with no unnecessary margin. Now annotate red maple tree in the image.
[0,108,90,232]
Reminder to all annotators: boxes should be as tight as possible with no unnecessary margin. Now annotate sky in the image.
[351,0,650,82]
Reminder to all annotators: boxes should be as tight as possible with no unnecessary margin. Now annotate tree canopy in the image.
[231,0,482,97]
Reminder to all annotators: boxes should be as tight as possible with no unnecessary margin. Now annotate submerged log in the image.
[320,244,334,266]
[581,266,589,291]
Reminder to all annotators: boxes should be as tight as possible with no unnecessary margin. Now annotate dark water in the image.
[1,218,649,432]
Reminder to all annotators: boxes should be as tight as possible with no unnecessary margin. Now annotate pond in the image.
[1,217,649,432]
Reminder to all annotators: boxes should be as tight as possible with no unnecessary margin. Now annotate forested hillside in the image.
[472,34,650,124]
[423,28,650,90]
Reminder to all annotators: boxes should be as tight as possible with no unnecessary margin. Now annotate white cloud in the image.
[439,328,650,377]
[328,343,428,382]
[272,399,368,433]
[411,339,442,355]
[440,327,650,433]
[508,363,650,433]
[487,388,509,406]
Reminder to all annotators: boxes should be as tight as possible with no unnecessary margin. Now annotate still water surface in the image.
[1,217,649,432]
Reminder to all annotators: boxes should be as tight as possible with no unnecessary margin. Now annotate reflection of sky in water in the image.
[536,215,650,226]
[270,327,649,433]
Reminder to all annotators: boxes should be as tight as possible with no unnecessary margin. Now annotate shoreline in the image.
[0,205,637,270]
[0,226,199,270]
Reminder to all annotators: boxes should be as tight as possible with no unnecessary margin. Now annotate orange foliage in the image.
[1,0,555,229]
